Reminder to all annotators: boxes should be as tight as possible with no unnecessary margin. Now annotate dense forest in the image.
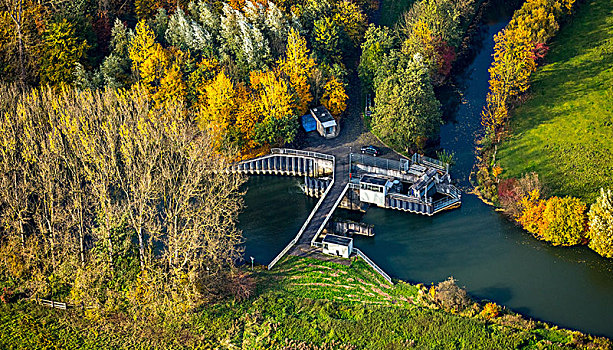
[0,0,384,318]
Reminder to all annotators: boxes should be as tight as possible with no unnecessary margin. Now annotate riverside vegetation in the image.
[1,0,612,348]
[473,0,613,258]
[1,256,611,349]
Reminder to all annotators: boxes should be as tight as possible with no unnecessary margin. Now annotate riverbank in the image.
[1,255,611,349]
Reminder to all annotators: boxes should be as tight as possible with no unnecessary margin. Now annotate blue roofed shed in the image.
[301,114,317,132]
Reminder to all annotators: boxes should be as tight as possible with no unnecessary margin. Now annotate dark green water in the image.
[239,22,613,337]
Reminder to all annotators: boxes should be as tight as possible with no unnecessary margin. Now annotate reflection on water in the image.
[239,176,317,264]
[239,20,613,338]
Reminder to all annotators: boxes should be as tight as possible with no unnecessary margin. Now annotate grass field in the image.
[497,0,613,203]
[2,255,610,349]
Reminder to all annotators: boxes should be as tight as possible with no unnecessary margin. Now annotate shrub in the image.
[432,277,471,313]
[517,189,546,235]
[517,190,587,246]
[540,196,587,246]
[480,302,501,319]
[587,188,613,258]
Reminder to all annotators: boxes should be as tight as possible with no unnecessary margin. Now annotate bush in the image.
[540,196,587,246]
[517,192,587,246]
[587,188,613,258]
[480,302,501,319]
[432,277,471,313]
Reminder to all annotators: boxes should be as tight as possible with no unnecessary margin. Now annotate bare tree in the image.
[3,0,25,85]
[158,109,245,300]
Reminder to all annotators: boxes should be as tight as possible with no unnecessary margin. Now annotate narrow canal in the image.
[239,20,613,338]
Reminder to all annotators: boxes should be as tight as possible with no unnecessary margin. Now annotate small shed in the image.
[310,106,337,139]
[359,174,392,207]
[322,234,353,258]
[301,114,317,133]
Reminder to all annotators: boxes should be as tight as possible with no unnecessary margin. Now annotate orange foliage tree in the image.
[517,190,587,246]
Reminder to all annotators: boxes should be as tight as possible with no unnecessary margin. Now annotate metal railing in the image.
[268,153,336,270]
[311,183,351,246]
[433,196,461,212]
[353,248,393,284]
[272,148,335,161]
[411,153,448,171]
[436,183,461,198]
[350,153,408,173]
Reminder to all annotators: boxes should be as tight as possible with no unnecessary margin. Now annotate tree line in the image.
[359,0,478,153]
[0,0,376,157]
[0,84,248,318]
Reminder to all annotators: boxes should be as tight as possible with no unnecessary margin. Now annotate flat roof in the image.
[323,234,353,246]
[360,175,389,186]
[311,106,335,123]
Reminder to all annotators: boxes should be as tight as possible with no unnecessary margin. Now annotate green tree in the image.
[372,53,442,152]
[358,24,397,91]
[40,19,87,86]
[99,19,132,88]
[312,16,341,64]
[588,189,613,258]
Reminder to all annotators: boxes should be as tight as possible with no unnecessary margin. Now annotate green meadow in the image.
[497,0,613,203]
[2,256,609,349]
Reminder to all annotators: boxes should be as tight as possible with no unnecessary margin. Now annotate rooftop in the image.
[311,106,335,123]
[360,174,390,186]
[323,234,353,246]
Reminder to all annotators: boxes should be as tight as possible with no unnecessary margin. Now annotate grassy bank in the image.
[1,255,610,349]
[497,0,613,203]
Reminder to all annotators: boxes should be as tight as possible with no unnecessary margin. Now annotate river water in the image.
[239,21,613,337]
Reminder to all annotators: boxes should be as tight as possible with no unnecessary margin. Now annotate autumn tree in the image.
[587,189,613,258]
[372,53,442,152]
[278,28,315,116]
[250,69,298,147]
[540,196,587,246]
[320,77,347,118]
[312,16,341,64]
[333,0,367,47]
[198,71,245,151]
[40,19,88,86]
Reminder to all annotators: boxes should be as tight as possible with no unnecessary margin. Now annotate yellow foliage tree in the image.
[517,189,546,236]
[249,69,297,146]
[278,28,315,116]
[320,77,347,118]
[129,20,156,78]
[198,71,243,150]
[153,63,187,107]
[333,0,367,46]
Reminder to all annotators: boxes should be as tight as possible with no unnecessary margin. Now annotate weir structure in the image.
[230,148,461,284]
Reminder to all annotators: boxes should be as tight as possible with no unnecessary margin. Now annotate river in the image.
[239,20,613,338]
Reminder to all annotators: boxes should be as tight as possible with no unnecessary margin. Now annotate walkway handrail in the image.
[433,196,461,211]
[388,192,431,206]
[271,148,335,162]
[311,183,350,246]
[353,248,393,285]
[268,153,336,270]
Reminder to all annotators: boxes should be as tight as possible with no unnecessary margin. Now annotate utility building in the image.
[322,234,353,258]
[359,175,392,207]
[310,106,338,139]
